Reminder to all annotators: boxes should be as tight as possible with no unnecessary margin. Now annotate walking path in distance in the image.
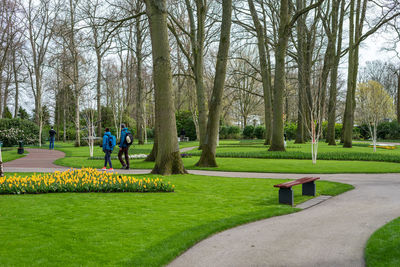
[3,147,400,266]
[4,149,67,169]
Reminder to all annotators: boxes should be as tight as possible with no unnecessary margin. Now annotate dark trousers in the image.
[118,147,129,168]
[104,150,112,168]
[49,137,55,149]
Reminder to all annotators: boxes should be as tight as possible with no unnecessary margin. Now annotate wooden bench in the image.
[274,177,320,206]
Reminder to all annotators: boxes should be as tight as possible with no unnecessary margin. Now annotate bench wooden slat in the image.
[274,177,320,188]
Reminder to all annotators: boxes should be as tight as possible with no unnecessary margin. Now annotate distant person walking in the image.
[49,127,56,150]
[102,128,116,171]
[118,124,133,170]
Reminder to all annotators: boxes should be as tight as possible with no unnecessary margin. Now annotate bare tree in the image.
[342,0,400,148]
[247,0,273,145]
[82,0,113,137]
[168,0,212,149]
[196,0,233,167]
[144,0,186,174]
[269,0,324,151]
[23,0,59,146]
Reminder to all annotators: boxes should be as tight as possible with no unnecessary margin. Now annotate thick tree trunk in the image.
[343,0,366,148]
[185,0,208,149]
[194,57,207,149]
[145,0,186,175]
[145,128,157,161]
[326,0,344,146]
[196,0,232,167]
[248,0,272,146]
[326,64,339,145]
[269,0,289,151]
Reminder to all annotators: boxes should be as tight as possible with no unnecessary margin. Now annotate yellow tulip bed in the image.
[0,168,174,194]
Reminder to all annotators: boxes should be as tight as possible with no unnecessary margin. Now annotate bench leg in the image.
[279,188,293,205]
[302,181,316,196]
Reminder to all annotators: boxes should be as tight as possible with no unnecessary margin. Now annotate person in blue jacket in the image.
[102,128,114,171]
[118,124,130,169]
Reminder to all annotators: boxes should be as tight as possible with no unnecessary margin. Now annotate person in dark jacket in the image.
[118,124,130,169]
[49,126,56,150]
[102,128,114,171]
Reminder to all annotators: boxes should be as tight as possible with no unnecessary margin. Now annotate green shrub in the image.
[219,126,229,139]
[359,124,371,140]
[0,118,42,147]
[3,107,12,119]
[254,126,265,139]
[176,110,197,141]
[284,122,297,140]
[242,125,255,139]
[146,128,154,139]
[335,124,342,139]
[377,121,400,140]
[353,126,361,140]
[227,126,240,139]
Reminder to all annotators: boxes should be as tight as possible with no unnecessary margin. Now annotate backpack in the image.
[108,135,116,150]
[125,131,134,146]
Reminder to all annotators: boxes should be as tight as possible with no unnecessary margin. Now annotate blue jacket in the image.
[103,132,115,151]
[119,128,129,148]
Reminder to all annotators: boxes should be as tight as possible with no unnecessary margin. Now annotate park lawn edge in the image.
[0,172,353,266]
[53,156,400,174]
[2,149,27,163]
[365,216,400,267]
[125,179,354,266]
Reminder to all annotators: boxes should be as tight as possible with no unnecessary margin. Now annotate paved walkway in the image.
[4,149,67,169]
[3,147,400,266]
[170,173,400,267]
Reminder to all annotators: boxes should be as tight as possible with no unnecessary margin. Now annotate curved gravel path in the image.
[3,147,400,266]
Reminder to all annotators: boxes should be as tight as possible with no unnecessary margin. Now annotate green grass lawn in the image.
[187,140,400,163]
[55,156,400,173]
[51,141,198,157]
[0,173,352,266]
[365,217,400,267]
[1,148,26,162]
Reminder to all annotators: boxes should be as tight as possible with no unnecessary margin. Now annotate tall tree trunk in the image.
[248,0,272,146]
[326,63,339,145]
[96,52,102,137]
[0,74,2,118]
[12,49,19,118]
[185,0,208,149]
[145,128,157,161]
[136,11,145,145]
[326,0,344,145]
[75,96,80,146]
[342,0,367,148]
[145,0,186,175]
[196,0,232,167]
[295,5,307,144]
[397,73,400,122]
[269,0,289,151]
